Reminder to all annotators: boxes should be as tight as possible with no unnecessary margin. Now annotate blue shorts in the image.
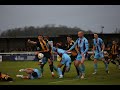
[75,53,87,61]
[29,69,41,79]
[94,52,104,59]
[61,54,71,68]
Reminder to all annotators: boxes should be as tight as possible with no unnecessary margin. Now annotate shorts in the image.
[75,53,87,61]
[29,69,41,79]
[94,52,104,59]
[41,57,48,64]
[42,52,51,59]
[61,54,71,68]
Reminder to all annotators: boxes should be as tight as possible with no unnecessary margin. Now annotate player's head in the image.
[67,35,72,42]
[44,36,49,40]
[94,33,98,39]
[56,43,62,48]
[38,35,43,41]
[78,31,84,38]
[112,40,116,45]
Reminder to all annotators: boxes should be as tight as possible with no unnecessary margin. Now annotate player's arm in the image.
[101,39,105,52]
[92,40,95,54]
[27,39,37,45]
[83,39,89,54]
[68,39,78,51]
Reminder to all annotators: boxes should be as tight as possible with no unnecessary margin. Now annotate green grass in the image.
[0,60,120,85]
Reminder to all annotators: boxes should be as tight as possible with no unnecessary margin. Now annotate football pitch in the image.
[0,60,120,85]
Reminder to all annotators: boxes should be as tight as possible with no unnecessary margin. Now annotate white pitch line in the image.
[49,79,79,84]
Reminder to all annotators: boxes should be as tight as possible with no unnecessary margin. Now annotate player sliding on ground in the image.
[16,68,41,79]
[52,43,71,78]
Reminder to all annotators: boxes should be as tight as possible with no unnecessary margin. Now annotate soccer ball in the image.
[38,53,44,59]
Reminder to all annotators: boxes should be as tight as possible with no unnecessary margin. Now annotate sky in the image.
[0,5,120,33]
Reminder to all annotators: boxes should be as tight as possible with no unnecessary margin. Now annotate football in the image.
[38,53,44,59]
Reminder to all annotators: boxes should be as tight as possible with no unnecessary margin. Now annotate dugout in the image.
[0,34,120,52]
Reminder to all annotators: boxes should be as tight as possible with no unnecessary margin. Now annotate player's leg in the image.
[74,54,82,78]
[74,61,80,77]
[92,53,99,74]
[40,57,48,77]
[16,68,33,79]
[48,58,55,77]
[62,55,73,76]
[115,54,120,69]
[16,75,30,79]
[113,54,120,69]
[62,55,71,75]
[71,55,80,77]
[101,53,109,74]
[57,62,64,78]
[62,65,66,76]
[39,64,45,77]
[65,62,71,72]
[117,59,120,69]
[111,54,117,65]
[80,54,86,79]
[19,68,33,74]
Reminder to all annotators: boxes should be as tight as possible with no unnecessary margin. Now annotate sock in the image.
[49,63,53,73]
[51,72,54,75]
[81,64,85,74]
[76,66,82,75]
[94,63,98,72]
[16,75,23,78]
[75,66,80,76]
[62,66,66,75]
[57,68,62,76]
[103,61,108,71]
[40,64,44,74]
[53,65,58,72]
[19,69,25,72]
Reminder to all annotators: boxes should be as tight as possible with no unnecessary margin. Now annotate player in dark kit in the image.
[63,36,80,78]
[0,72,13,82]
[43,36,58,76]
[27,35,57,77]
[109,41,120,69]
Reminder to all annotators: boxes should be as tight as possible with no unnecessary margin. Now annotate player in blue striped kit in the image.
[92,33,109,74]
[16,68,41,79]
[68,31,89,79]
[52,43,71,78]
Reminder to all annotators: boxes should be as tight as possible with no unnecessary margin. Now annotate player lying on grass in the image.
[52,43,71,78]
[16,68,41,79]
[0,72,13,82]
